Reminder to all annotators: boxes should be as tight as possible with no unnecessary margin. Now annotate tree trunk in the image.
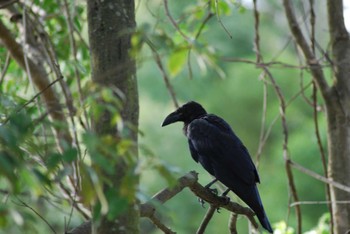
[326,1,350,233]
[87,0,139,233]
[283,0,350,232]
[326,97,350,233]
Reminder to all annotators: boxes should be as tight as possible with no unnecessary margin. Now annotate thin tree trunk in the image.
[326,1,350,233]
[87,0,139,233]
[283,0,350,232]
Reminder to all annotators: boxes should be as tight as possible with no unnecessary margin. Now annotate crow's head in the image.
[162,101,207,126]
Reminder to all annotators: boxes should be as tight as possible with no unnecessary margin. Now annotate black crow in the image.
[162,101,273,233]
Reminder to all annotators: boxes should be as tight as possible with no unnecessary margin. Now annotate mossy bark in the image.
[87,0,139,233]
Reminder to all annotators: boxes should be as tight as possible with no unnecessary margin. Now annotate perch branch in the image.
[69,171,259,233]
[140,171,258,233]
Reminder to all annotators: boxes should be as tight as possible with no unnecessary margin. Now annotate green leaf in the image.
[32,168,51,186]
[62,147,78,163]
[105,188,128,220]
[46,153,61,170]
[168,50,188,76]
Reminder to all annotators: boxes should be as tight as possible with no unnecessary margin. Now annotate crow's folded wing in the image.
[187,115,260,186]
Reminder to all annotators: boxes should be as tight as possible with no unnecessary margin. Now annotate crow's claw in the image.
[207,188,218,195]
[220,195,230,205]
[198,197,206,208]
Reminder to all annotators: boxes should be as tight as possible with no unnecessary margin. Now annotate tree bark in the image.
[87,0,139,233]
[326,1,350,233]
[283,1,350,233]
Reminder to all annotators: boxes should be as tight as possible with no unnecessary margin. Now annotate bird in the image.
[161,101,273,233]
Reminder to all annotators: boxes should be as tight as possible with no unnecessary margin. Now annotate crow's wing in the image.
[189,139,216,176]
[187,114,260,186]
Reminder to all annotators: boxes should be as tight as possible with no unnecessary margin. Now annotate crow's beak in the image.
[161,111,182,127]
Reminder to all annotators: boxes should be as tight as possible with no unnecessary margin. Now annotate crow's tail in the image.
[248,186,273,233]
[256,211,273,233]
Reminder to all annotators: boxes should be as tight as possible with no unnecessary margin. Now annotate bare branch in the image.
[252,0,261,62]
[0,52,11,86]
[312,81,334,230]
[214,0,232,39]
[228,213,238,234]
[282,0,330,99]
[163,0,191,43]
[62,0,90,130]
[197,205,216,234]
[146,39,179,108]
[288,159,350,193]
[15,198,57,234]
[262,67,302,233]
[290,200,350,207]
[140,171,258,232]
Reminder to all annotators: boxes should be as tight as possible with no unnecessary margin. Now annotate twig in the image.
[290,200,350,207]
[163,0,191,43]
[187,7,214,79]
[228,213,238,234]
[255,75,268,168]
[147,212,175,234]
[214,0,232,39]
[62,0,90,130]
[14,198,57,234]
[283,0,330,99]
[313,79,334,231]
[146,39,179,108]
[0,52,11,87]
[262,67,302,233]
[288,159,350,193]
[2,76,63,124]
[253,0,261,62]
[197,205,217,234]
[221,57,330,70]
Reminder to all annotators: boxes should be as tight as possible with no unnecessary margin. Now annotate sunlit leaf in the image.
[168,49,188,77]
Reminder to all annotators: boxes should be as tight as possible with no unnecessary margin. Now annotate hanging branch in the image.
[262,67,302,233]
[146,39,179,108]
